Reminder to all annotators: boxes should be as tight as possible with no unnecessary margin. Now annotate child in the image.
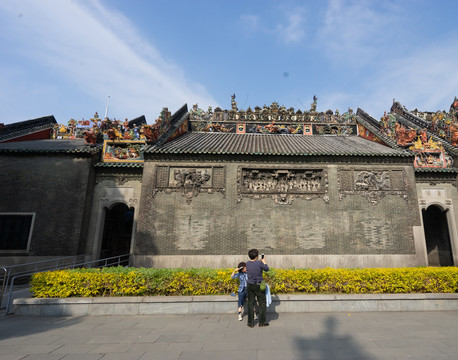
[231,262,248,321]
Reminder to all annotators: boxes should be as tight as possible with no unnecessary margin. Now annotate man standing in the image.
[245,249,269,327]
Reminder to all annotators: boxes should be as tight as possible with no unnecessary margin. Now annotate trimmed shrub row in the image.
[31,266,458,298]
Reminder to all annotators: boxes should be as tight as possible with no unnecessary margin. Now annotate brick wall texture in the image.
[0,154,94,256]
[135,158,420,256]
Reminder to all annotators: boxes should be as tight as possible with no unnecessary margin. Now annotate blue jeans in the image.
[238,287,247,308]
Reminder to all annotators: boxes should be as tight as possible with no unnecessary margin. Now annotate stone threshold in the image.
[12,293,458,316]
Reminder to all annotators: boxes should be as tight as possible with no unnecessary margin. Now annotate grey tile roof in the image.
[94,162,144,168]
[391,101,458,156]
[0,115,56,142]
[0,139,100,154]
[145,132,411,157]
[356,109,400,149]
[415,167,458,173]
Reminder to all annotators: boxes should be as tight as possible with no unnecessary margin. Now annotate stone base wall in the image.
[132,254,423,269]
[13,294,458,316]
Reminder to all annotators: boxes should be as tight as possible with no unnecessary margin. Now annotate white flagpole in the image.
[104,96,111,119]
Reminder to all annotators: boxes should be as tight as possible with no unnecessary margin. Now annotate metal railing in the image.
[1,253,131,315]
[0,266,7,307]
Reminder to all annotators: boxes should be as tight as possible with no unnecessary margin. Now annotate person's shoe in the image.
[259,323,270,327]
[238,312,242,321]
[247,324,255,328]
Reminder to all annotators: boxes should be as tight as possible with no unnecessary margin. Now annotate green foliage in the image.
[31,266,458,298]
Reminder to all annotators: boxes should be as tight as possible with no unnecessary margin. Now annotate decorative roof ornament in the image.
[310,95,317,113]
[231,93,237,111]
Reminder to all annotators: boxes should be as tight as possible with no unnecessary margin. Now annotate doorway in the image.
[100,203,134,259]
[422,205,454,266]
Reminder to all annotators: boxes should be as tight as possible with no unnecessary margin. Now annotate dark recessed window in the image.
[0,214,34,251]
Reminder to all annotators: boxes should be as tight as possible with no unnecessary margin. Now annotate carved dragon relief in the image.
[154,166,225,204]
[237,167,329,205]
[338,168,408,205]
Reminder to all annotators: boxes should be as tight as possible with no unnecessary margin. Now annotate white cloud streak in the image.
[240,6,306,44]
[318,0,400,66]
[275,11,306,44]
[317,37,458,119]
[0,0,217,123]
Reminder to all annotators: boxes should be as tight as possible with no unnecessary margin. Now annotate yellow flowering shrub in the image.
[31,266,458,298]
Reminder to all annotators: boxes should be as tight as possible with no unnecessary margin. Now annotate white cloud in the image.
[0,0,218,123]
[318,0,401,66]
[240,7,306,44]
[275,10,306,44]
[240,14,260,31]
[365,41,458,114]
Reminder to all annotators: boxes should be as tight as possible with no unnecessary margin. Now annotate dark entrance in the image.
[100,203,134,259]
[422,205,454,266]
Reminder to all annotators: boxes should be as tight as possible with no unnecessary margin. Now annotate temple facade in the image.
[1,96,458,268]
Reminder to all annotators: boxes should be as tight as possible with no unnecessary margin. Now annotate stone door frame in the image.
[92,187,139,260]
[418,187,458,266]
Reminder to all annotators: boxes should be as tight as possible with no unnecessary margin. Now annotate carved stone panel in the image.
[154,166,225,204]
[96,173,142,185]
[237,167,328,204]
[338,168,408,205]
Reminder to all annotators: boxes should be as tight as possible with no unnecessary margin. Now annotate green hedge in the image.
[30,267,458,298]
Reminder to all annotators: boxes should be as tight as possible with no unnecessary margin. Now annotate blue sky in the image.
[1,0,457,125]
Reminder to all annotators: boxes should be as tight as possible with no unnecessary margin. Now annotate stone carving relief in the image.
[237,167,328,205]
[419,187,452,210]
[154,166,225,204]
[338,168,408,205]
[96,173,142,185]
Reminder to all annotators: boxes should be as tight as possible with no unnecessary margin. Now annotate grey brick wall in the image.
[135,158,419,256]
[0,154,95,256]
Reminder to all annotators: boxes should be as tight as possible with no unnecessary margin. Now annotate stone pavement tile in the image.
[88,335,133,344]
[409,330,451,339]
[189,331,225,343]
[131,332,161,343]
[155,334,193,343]
[0,356,29,360]
[9,344,63,355]
[50,334,98,345]
[369,345,450,359]
[0,336,29,345]
[160,315,202,328]
[428,344,458,358]
[373,338,437,349]
[8,355,64,360]
[330,347,380,360]
[49,344,99,354]
[0,345,23,356]
[127,342,170,353]
[8,334,64,345]
[201,340,239,351]
[131,320,168,330]
[89,343,133,353]
[92,321,138,332]
[58,354,104,360]
[177,350,256,360]
[164,342,204,352]
[258,349,320,360]
[138,350,182,360]
[94,353,145,360]
[117,327,155,338]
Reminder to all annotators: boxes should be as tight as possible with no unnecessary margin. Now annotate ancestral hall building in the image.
[1,96,458,269]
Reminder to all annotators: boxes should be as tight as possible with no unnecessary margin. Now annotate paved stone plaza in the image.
[1,311,458,359]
